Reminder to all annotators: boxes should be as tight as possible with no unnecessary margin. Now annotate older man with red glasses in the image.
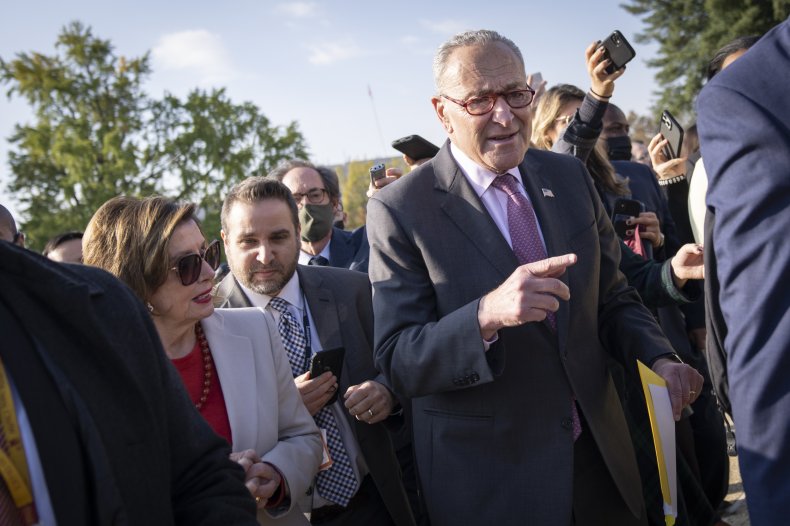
[366,29,703,526]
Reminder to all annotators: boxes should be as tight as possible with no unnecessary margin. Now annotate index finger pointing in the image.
[525,253,578,278]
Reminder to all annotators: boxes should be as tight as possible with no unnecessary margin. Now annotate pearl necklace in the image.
[194,323,213,411]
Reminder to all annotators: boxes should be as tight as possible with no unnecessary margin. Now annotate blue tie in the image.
[267,297,359,506]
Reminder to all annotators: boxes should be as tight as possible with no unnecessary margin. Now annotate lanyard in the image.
[0,357,39,525]
[301,292,313,373]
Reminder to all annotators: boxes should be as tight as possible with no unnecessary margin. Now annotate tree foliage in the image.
[0,21,307,249]
[622,0,790,122]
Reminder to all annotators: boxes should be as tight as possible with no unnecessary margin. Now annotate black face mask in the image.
[606,135,633,161]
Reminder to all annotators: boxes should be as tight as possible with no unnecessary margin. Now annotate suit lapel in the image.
[434,144,518,279]
[201,311,258,451]
[298,267,344,351]
[215,274,253,308]
[520,152,574,355]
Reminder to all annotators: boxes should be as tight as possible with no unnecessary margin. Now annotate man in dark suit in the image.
[268,159,369,272]
[215,177,414,526]
[366,29,703,526]
[0,241,256,525]
[697,18,790,526]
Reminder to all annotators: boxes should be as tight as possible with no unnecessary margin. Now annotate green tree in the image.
[622,0,790,121]
[147,89,307,240]
[0,21,307,249]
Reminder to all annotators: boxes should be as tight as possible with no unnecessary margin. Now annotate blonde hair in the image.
[532,84,628,196]
[83,196,197,302]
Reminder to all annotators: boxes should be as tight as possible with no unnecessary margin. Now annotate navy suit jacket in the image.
[328,226,369,272]
[697,17,790,525]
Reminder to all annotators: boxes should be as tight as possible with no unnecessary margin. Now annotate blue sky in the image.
[0,0,661,220]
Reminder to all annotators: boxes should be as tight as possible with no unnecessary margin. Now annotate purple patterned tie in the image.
[490,174,582,440]
[267,297,359,506]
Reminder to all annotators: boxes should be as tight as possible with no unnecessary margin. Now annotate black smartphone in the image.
[612,198,644,238]
[369,163,386,185]
[309,347,345,405]
[598,30,636,74]
[391,135,440,161]
[659,110,684,160]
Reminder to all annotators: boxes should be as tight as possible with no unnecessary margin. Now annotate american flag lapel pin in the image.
[541,188,555,198]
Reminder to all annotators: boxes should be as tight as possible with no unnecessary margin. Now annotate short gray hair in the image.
[433,29,524,93]
[267,158,341,202]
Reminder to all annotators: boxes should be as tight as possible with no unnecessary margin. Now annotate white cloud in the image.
[151,29,234,85]
[401,35,421,45]
[275,2,318,17]
[419,18,468,36]
[307,39,363,65]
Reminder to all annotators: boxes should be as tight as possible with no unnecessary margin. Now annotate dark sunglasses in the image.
[171,240,221,286]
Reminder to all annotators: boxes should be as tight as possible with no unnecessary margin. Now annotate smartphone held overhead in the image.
[391,134,440,161]
[598,30,636,74]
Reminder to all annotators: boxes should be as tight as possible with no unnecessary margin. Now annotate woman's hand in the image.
[648,132,688,180]
[586,41,626,99]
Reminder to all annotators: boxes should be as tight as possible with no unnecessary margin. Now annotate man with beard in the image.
[268,159,369,272]
[214,177,414,526]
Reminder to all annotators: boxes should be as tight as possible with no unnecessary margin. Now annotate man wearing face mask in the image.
[268,159,369,273]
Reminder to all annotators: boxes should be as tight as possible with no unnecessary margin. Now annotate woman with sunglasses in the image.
[83,196,322,525]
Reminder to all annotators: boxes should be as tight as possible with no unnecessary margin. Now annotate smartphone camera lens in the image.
[613,33,621,45]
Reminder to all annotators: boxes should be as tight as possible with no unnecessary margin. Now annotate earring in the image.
[146,302,154,313]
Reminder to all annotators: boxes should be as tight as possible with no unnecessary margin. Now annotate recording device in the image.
[598,30,636,74]
[369,163,386,185]
[612,198,645,238]
[309,347,346,405]
[659,109,684,160]
[529,71,543,87]
[391,135,440,162]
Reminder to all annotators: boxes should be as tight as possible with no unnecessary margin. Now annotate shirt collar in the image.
[449,141,525,197]
[298,237,331,265]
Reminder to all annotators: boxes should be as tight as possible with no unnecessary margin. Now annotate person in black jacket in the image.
[0,240,257,526]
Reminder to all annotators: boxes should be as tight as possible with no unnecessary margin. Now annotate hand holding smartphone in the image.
[309,347,345,405]
[659,110,684,160]
[369,163,386,185]
[597,30,636,74]
[612,198,645,238]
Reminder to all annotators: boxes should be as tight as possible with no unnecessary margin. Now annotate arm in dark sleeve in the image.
[552,91,608,163]
[618,240,701,308]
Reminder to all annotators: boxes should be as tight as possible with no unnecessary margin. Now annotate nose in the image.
[490,95,514,125]
[256,243,273,264]
[199,258,216,282]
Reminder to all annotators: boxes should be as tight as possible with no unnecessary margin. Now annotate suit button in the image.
[471,373,480,382]
[561,418,573,429]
